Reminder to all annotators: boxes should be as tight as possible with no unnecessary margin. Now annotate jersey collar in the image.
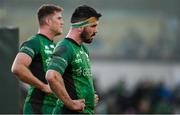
[65,38,81,47]
[37,34,53,42]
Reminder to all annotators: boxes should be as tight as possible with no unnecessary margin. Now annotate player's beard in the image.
[55,30,62,36]
[80,29,96,44]
[52,26,63,36]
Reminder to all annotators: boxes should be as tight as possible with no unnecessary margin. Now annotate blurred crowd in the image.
[95,79,180,114]
[19,78,180,114]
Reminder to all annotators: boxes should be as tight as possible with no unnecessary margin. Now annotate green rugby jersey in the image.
[19,34,57,106]
[48,38,95,114]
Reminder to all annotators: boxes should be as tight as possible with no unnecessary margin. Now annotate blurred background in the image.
[1,0,180,114]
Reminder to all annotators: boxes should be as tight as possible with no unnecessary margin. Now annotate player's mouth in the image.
[91,33,96,38]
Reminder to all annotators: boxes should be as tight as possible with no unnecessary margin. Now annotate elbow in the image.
[11,64,20,75]
[46,70,56,84]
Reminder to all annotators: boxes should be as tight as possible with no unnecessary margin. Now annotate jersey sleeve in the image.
[19,37,40,59]
[47,43,72,75]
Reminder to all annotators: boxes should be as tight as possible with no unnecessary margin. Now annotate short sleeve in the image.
[19,37,40,59]
[47,44,72,75]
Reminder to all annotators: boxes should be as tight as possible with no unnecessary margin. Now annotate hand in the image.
[41,84,52,94]
[68,99,86,111]
[94,94,99,106]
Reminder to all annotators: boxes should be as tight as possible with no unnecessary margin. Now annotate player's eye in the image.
[58,17,62,20]
[90,24,97,27]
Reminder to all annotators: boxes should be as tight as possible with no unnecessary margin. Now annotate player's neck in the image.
[38,28,54,41]
[66,28,82,45]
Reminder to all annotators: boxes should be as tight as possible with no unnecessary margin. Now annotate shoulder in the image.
[19,35,40,58]
[21,35,40,48]
[51,39,73,64]
[53,39,71,56]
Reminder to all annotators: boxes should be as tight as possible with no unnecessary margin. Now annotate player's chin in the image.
[87,39,93,43]
[56,31,63,36]
[59,29,63,34]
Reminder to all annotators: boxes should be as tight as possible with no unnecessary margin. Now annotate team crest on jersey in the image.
[50,44,55,48]
[44,45,50,50]
[75,53,82,63]
[74,51,89,64]
[44,45,54,54]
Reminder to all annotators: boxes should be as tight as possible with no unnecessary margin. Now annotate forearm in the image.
[12,64,46,90]
[46,70,73,107]
[11,53,47,90]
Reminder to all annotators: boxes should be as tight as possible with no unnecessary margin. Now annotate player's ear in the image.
[45,16,51,25]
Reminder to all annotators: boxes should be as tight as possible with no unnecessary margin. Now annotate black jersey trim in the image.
[30,89,44,114]
[65,38,81,47]
[37,33,53,42]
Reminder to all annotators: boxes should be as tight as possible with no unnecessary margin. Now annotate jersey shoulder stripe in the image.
[19,35,40,58]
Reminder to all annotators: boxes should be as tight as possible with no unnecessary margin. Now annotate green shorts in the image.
[23,102,55,114]
[52,103,94,114]
[53,104,79,114]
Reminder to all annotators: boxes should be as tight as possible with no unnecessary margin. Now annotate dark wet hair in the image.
[37,4,63,25]
[71,5,102,23]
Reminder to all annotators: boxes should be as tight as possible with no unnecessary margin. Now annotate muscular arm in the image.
[11,52,51,93]
[46,70,85,111]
